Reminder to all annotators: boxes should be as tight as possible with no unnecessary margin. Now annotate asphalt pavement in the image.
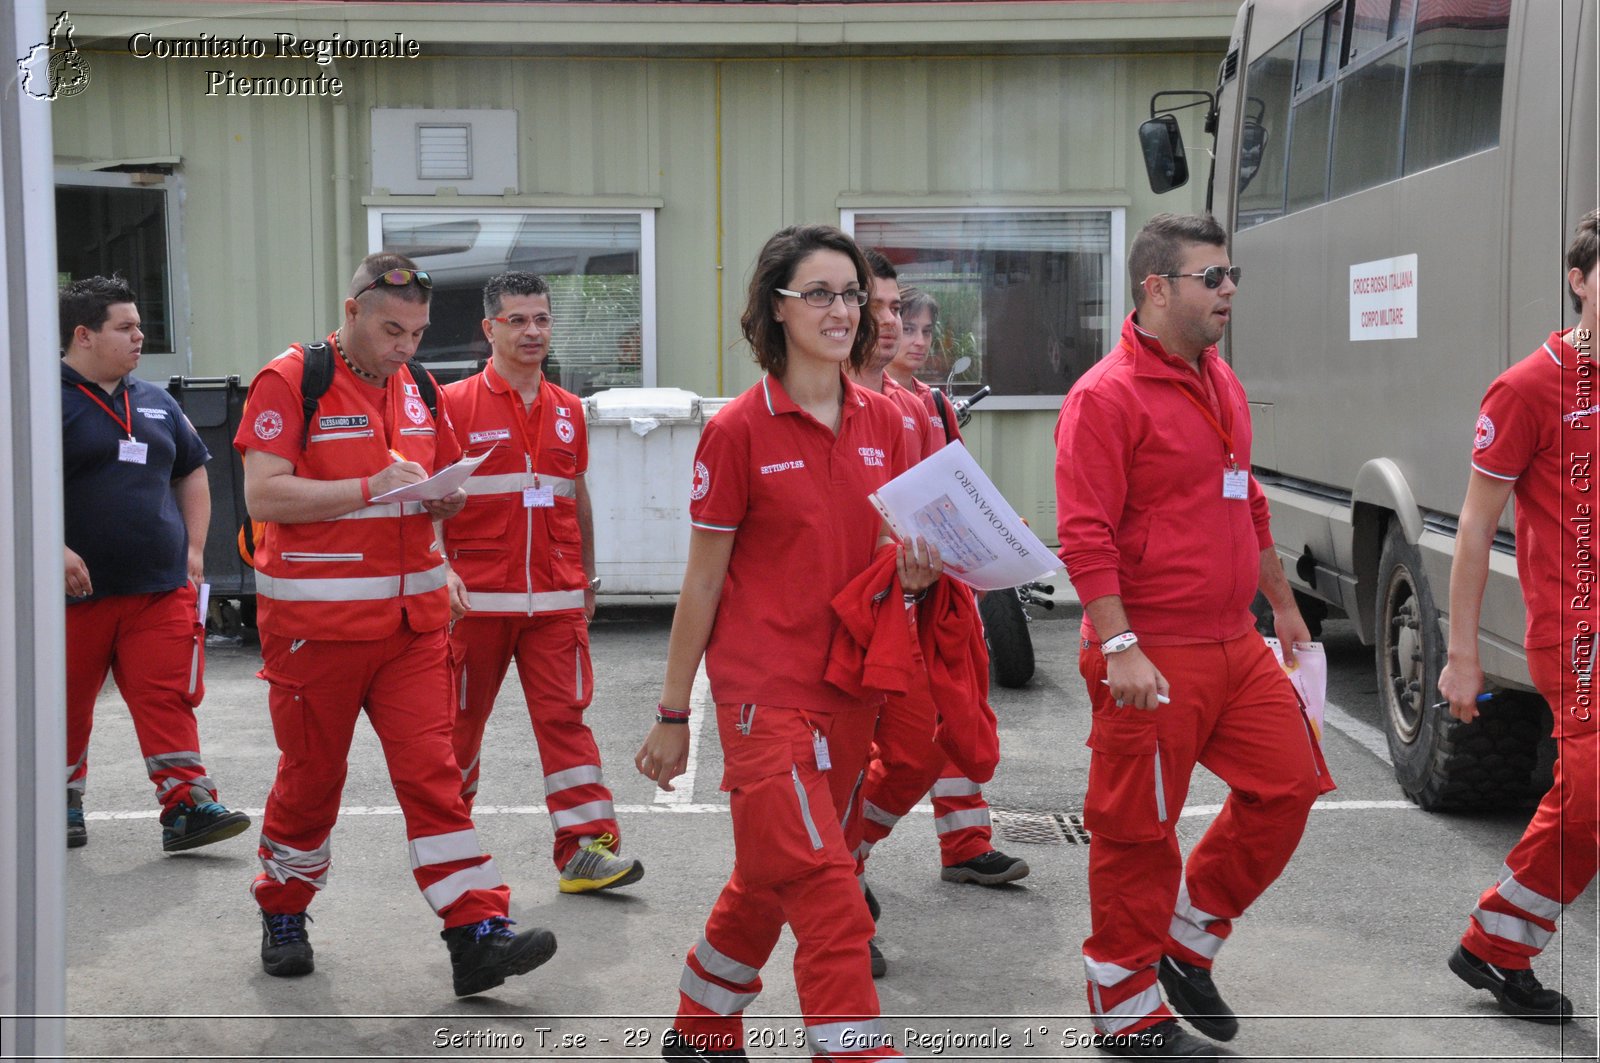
[58,603,1599,1062]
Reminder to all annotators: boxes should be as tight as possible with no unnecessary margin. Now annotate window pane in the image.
[851,211,1113,398]
[1286,86,1334,211]
[1236,34,1297,230]
[1330,47,1407,198]
[1403,0,1510,174]
[1296,15,1328,93]
[56,184,171,352]
[379,211,645,394]
[1349,0,1416,62]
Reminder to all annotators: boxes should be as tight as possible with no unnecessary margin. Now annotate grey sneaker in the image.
[559,833,644,894]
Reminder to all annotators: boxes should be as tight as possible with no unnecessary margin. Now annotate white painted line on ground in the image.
[1179,797,1416,819]
[1320,697,1395,766]
[656,662,711,806]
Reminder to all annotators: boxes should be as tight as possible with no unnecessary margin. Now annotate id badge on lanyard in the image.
[1222,466,1249,499]
[1169,376,1247,501]
[119,439,149,465]
[523,484,555,508]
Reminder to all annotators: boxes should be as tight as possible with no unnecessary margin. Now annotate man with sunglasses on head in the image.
[1054,213,1331,1058]
[439,271,643,895]
[236,253,556,996]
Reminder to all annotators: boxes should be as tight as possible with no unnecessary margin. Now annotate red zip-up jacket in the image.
[1055,313,1274,646]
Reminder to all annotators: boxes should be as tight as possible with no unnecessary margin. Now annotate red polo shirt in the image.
[883,376,932,464]
[1471,329,1600,649]
[691,372,910,714]
[902,375,962,452]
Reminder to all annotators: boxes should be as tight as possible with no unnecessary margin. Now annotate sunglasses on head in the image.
[357,268,433,297]
[1153,265,1242,289]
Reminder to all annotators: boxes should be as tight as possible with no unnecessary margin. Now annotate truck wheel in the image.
[1376,525,1540,810]
[981,588,1035,688]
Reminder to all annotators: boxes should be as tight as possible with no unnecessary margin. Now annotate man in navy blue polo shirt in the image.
[61,275,249,852]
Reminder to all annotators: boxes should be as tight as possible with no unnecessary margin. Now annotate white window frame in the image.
[841,206,1126,411]
[365,205,657,388]
[55,167,190,375]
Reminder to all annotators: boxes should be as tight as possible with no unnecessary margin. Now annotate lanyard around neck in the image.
[76,384,134,440]
[503,376,547,484]
[1167,377,1237,470]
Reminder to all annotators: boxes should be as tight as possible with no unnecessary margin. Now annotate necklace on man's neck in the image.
[333,330,382,384]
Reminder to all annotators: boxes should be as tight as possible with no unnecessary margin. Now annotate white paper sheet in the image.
[869,442,1060,591]
[1264,637,1327,742]
[368,450,491,503]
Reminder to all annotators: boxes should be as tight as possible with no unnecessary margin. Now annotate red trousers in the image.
[859,666,992,867]
[449,612,617,870]
[1461,644,1600,968]
[252,626,509,929]
[674,702,901,1061]
[66,584,213,811]
[1077,633,1330,1036]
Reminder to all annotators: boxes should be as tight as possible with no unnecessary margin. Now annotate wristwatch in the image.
[1101,630,1139,654]
[587,576,602,592]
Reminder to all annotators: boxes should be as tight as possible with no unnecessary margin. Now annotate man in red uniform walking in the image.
[1437,209,1600,1025]
[60,275,250,852]
[1056,213,1330,1057]
[442,271,642,893]
[237,253,555,995]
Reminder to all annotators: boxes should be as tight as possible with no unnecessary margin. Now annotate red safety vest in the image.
[442,363,587,616]
[251,350,452,639]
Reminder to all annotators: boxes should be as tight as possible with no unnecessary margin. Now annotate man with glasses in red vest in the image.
[237,253,556,995]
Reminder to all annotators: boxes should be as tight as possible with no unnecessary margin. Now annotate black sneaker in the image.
[939,849,1030,885]
[1096,1019,1236,1058]
[1449,944,1574,1024]
[862,880,881,921]
[868,936,887,979]
[661,1028,749,1060]
[1158,955,1239,1041]
[441,916,557,997]
[260,910,314,977]
[160,792,251,852]
[67,791,87,849]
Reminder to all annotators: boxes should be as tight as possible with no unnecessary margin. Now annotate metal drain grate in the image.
[992,807,1092,846]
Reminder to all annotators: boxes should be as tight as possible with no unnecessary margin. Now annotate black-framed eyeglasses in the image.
[1154,265,1242,289]
[776,286,869,308]
[357,269,433,296]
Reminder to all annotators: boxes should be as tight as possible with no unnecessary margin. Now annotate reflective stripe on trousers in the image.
[1168,881,1227,960]
[257,834,332,888]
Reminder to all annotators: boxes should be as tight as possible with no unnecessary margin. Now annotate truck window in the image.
[1402,0,1511,175]
[1237,34,1297,230]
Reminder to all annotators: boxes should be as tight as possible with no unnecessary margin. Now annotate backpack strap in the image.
[299,341,335,450]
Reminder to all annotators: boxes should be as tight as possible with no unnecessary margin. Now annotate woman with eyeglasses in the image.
[636,224,937,1062]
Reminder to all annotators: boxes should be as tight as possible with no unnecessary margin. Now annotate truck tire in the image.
[981,588,1035,688]
[1375,525,1541,810]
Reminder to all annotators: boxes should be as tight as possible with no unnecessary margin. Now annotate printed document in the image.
[870,442,1060,591]
[369,450,491,503]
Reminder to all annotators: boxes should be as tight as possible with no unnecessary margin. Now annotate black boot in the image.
[1449,944,1574,1024]
[441,916,556,997]
[1158,955,1239,1041]
[260,910,314,977]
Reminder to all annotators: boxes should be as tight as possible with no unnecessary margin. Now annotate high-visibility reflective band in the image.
[806,1018,892,1055]
[466,589,587,615]
[458,752,480,782]
[409,828,484,870]
[308,429,375,443]
[463,473,577,499]
[678,969,757,1015]
[1496,865,1565,921]
[421,858,504,913]
[931,777,982,798]
[1153,747,1168,822]
[1175,882,1222,927]
[839,768,864,831]
[934,808,991,834]
[863,800,901,828]
[328,501,427,521]
[1091,983,1163,1035]
[854,839,876,860]
[1084,955,1148,988]
[1473,906,1556,949]
[260,833,332,886]
[544,764,605,797]
[549,799,615,832]
[256,564,450,603]
[157,773,216,798]
[791,767,824,850]
[693,936,760,985]
[145,750,204,773]
[1167,914,1226,959]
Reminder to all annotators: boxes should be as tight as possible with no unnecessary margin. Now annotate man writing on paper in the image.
[1055,213,1332,1058]
[237,253,556,995]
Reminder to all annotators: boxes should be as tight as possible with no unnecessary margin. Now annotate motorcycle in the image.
[934,359,1052,689]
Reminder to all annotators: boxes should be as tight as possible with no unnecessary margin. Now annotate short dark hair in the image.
[483,271,551,318]
[59,275,136,350]
[899,286,940,324]
[348,252,431,303]
[1568,209,1600,315]
[741,224,876,377]
[863,247,897,282]
[1128,213,1228,309]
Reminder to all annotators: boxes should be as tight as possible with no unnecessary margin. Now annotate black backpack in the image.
[238,342,441,566]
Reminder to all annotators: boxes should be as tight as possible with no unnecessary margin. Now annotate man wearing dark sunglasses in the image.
[1055,213,1329,1058]
[235,252,557,996]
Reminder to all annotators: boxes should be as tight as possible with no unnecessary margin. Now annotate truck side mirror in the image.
[1139,114,1189,194]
